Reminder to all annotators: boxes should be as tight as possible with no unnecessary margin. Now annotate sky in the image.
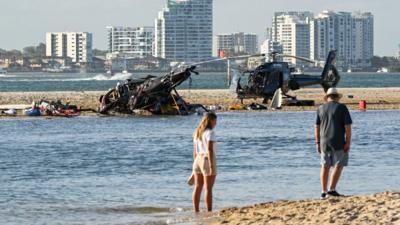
[0,0,398,56]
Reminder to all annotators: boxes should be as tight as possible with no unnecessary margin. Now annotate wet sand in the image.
[214,192,400,225]
[1,88,400,116]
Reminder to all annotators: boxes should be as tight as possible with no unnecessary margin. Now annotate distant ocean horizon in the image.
[1,72,400,92]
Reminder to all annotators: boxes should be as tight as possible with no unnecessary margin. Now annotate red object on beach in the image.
[359,100,367,111]
[218,50,225,58]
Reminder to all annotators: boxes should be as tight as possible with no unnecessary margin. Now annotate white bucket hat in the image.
[324,87,343,101]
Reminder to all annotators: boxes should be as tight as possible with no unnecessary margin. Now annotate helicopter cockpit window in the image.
[272,64,283,69]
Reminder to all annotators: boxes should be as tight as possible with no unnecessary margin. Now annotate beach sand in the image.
[180,88,400,111]
[1,88,400,115]
[214,192,400,225]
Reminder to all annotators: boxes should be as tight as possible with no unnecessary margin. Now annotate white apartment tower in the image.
[154,0,213,62]
[261,27,282,58]
[310,11,374,68]
[107,26,154,58]
[272,11,314,44]
[216,32,258,57]
[351,12,374,67]
[310,11,353,66]
[46,32,93,64]
[272,14,311,65]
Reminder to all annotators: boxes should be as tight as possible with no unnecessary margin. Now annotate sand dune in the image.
[215,192,400,225]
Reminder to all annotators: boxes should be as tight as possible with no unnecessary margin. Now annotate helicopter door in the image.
[263,70,283,96]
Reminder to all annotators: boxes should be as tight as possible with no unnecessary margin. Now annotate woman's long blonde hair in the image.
[193,112,217,140]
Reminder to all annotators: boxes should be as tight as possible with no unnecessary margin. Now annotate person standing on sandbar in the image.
[192,112,217,212]
[315,88,352,199]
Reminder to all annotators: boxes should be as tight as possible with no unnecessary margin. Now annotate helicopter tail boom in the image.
[320,50,340,92]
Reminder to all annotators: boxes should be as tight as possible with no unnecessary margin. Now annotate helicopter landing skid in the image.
[282,94,315,107]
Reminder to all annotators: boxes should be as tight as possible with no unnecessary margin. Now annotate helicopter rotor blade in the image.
[278,54,320,66]
[191,54,266,67]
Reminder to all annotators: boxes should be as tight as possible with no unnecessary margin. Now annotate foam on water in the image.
[90,73,134,81]
[109,72,134,80]
[0,74,15,78]
[90,74,110,81]
[1,73,135,82]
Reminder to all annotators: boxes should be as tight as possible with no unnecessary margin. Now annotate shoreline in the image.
[213,192,400,224]
[1,88,400,117]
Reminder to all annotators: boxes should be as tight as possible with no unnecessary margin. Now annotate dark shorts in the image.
[320,150,348,167]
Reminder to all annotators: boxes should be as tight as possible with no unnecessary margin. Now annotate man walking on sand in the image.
[315,87,352,199]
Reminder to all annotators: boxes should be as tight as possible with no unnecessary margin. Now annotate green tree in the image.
[22,43,46,58]
[371,56,382,68]
[6,49,22,58]
[93,49,108,57]
[35,43,46,57]
[0,48,6,58]
[23,46,36,57]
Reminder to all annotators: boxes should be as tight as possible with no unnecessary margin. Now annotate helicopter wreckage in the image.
[99,65,208,115]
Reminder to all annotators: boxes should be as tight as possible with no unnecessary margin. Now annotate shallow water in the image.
[0,111,399,224]
[1,72,400,92]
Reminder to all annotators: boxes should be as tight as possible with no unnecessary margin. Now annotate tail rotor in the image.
[321,50,340,92]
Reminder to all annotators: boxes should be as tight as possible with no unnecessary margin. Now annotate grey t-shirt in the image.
[316,101,352,151]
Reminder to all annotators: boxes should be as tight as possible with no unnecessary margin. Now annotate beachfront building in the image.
[106,26,153,58]
[154,0,213,63]
[310,11,374,68]
[45,32,93,64]
[271,13,312,65]
[260,40,271,55]
[310,11,353,66]
[351,12,374,68]
[398,44,400,59]
[271,11,314,44]
[259,39,283,62]
[216,32,258,57]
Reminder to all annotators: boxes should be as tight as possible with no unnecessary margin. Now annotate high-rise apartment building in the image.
[260,27,283,60]
[106,26,154,58]
[351,12,374,67]
[46,32,93,64]
[154,0,213,62]
[216,32,258,57]
[272,14,311,65]
[310,11,374,67]
[266,10,374,67]
[271,11,314,44]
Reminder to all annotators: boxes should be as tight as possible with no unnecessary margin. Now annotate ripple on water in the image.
[0,111,399,224]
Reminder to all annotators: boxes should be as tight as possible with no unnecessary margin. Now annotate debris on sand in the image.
[24,99,80,117]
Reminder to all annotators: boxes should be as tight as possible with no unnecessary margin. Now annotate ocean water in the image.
[1,72,400,92]
[0,111,399,224]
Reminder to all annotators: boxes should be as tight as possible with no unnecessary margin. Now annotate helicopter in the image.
[231,50,340,108]
[98,54,266,115]
[99,65,207,115]
[99,50,339,115]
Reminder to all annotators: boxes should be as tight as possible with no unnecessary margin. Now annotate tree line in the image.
[0,43,107,59]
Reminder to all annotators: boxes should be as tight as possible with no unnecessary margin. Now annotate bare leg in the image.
[320,165,330,193]
[192,173,204,212]
[329,166,344,191]
[204,175,216,212]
